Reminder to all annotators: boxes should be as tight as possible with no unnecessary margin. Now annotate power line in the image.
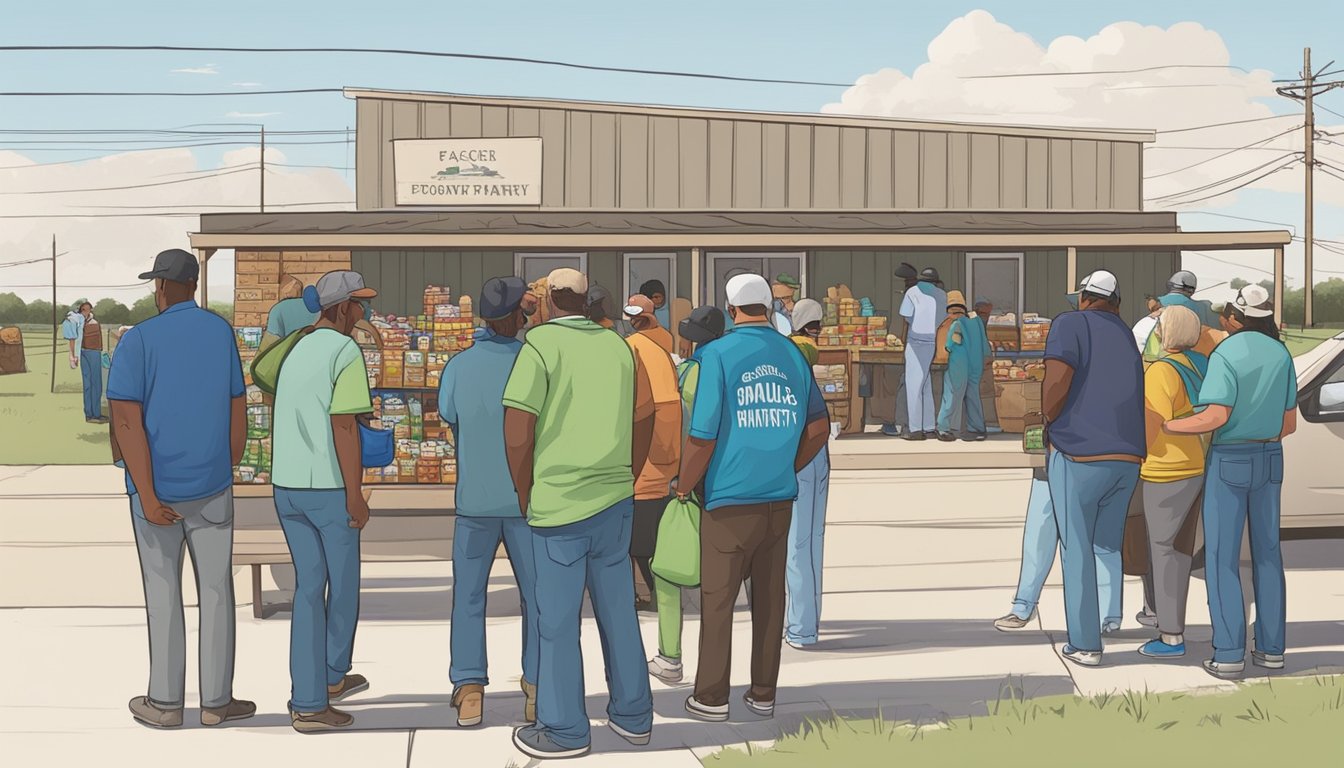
[1146,155,1301,202]
[79,200,353,209]
[961,63,1251,79]
[4,280,151,289]
[0,165,259,195]
[1143,126,1301,179]
[0,128,349,136]
[1,139,350,151]
[0,45,853,88]
[0,88,342,98]
[1157,114,1297,135]
[1185,250,1275,276]
[0,256,53,269]
[1182,211,1298,234]
[1153,161,1299,206]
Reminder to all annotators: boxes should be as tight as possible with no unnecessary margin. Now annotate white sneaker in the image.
[1062,645,1102,667]
[1252,651,1285,670]
[647,654,684,684]
[608,720,651,746]
[743,694,774,717]
[685,696,729,722]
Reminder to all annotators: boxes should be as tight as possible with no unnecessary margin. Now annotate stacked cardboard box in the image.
[1020,314,1051,351]
[996,379,1043,433]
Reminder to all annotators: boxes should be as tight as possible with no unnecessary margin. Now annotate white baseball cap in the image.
[1079,270,1120,299]
[1232,284,1274,318]
[725,273,772,308]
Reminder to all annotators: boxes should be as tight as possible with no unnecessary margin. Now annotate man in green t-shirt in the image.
[270,270,376,733]
[503,268,655,760]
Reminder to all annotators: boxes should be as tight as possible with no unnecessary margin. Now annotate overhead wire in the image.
[1152,161,1299,206]
[0,165,260,195]
[1146,155,1302,202]
[1144,126,1302,179]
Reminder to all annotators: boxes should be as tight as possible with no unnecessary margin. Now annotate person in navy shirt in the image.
[107,248,254,729]
[437,277,540,728]
[675,273,829,724]
[1041,269,1145,669]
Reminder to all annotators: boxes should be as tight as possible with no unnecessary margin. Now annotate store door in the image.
[624,254,676,329]
[515,252,588,285]
[965,253,1024,320]
[705,252,805,308]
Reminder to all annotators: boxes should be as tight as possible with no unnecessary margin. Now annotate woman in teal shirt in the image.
[1166,285,1298,680]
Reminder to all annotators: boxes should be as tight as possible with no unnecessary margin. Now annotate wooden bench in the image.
[233,486,460,618]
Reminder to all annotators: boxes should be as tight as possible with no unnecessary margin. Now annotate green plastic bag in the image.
[651,495,701,588]
[249,327,313,396]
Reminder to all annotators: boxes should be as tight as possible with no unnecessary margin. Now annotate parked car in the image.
[1283,331,1344,533]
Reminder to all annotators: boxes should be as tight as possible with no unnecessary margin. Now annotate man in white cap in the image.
[1041,269,1145,668]
[676,272,830,723]
[503,268,655,758]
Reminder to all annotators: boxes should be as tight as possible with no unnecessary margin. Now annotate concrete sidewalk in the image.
[3,467,1343,767]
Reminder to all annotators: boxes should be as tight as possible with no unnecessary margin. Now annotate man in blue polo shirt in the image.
[438,276,540,729]
[107,248,254,729]
[1042,269,1146,669]
[676,273,830,723]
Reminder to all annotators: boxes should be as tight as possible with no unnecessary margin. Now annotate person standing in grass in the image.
[64,301,107,423]
[1166,285,1296,680]
[647,305,727,685]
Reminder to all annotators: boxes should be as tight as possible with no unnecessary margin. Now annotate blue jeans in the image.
[1011,475,1123,626]
[450,515,539,689]
[80,349,103,419]
[786,449,830,646]
[531,498,652,749]
[1047,452,1139,653]
[937,363,985,436]
[273,487,361,712]
[1203,443,1286,663]
[904,339,937,433]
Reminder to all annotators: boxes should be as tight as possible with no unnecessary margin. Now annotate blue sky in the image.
[4,0,1344,299]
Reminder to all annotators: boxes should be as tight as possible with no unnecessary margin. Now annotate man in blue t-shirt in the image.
[106,248,254,729]
[437,276,540,728]
[1042,269,1146,669]
[675,273,829,724]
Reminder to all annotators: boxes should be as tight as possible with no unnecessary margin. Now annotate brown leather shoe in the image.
[290,706,354,733]
[521,678,537,723]
[328,674,369,702]
[128,696,183,728]
[201,698,257,727]
[452,684,484,727]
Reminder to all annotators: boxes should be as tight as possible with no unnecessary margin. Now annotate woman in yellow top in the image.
[1136,305,1209,660]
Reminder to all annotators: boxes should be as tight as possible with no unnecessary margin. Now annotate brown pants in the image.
[694,500,792,707]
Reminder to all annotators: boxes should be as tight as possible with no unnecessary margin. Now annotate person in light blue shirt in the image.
[899,266,947,439]
[262,275,318,348]
[437,276,539,728]
[1167,285,1297,680]
[106,248,253,730]
[676,273,829,723]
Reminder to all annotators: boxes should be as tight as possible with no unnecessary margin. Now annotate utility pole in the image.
[1277,47,1344,327]
[259,125,266,212]
[49,236,57,394]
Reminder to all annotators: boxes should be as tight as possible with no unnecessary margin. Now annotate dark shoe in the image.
[902,431,927,441]
[962,433,987,442]
[200,698,256,726]
[328,674,369,702]
[936,432,956,442]
[291,706,354,733]
[684,695,730,722]
[452,683,484,727]
[880,423,903,437]
[1203,659,1245,680]
[512,724,590,759]
[1252,651,1285,670]
[128,696,183,728]
[1136,610,1158,629]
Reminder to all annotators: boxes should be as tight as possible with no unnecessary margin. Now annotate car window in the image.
[1317,363,1344,415]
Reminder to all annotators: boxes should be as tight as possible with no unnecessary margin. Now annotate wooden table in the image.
[816,347,904,436]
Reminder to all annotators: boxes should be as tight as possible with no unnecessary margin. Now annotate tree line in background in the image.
[1225,277,1344,327]
[0,293,233,326]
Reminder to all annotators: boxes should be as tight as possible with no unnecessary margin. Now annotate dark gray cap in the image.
[1167,270,1197,291]
[919,267,941,282]
[314,270,377,310]
[586,284,621,321]
[894,263,917,279]
[679,305,727,344]
[138,249,199,283]
[479,276,527,320]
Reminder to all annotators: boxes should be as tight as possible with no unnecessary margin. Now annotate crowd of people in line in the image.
[103,248,1299,757]
[993,269,1297,681]
[106,249,835,760]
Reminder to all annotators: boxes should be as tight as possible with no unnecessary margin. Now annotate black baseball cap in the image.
[138,249,200,283]
[920,267,941,282]
[679,305,727,345]
[479,276,528,320]
[894,263,917,279]
[587,284,621,321]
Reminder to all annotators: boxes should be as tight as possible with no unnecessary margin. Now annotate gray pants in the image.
[130,489,236,709]
[980,365,999,428]
[1142,477,1202,635]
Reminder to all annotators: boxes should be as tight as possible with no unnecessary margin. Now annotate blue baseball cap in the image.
[479,276,528,320]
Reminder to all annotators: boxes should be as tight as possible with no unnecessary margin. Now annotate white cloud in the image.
[224,111,281,118]
[170,64,219,75]
[0,147,353,304]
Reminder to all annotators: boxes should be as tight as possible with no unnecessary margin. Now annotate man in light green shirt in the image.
[503,268,655,759]
[269,270,376,733]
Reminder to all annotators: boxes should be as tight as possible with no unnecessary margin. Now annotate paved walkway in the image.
[3,467,1342,766]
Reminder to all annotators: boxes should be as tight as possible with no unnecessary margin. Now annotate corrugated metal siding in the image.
[357,96,1147,212]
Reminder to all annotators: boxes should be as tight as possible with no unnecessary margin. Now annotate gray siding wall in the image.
[356,98,1144,212]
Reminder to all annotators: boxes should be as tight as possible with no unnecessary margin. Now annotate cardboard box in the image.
[996,380,1042,419]
[404,366,426,388]
[236,250,281,262]
[236,260,282,275]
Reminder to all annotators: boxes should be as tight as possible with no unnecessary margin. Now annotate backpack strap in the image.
[1155,355,1205,414]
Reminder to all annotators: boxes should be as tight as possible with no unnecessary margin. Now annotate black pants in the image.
[631,496,670,603]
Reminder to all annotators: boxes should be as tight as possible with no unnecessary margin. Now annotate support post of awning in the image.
[690,247,702,306]
[1066,246,1077,292]
[195,248,216,308]
[1273,245,1285,328]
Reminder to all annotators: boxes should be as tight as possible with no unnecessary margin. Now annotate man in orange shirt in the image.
[623,294,682,610]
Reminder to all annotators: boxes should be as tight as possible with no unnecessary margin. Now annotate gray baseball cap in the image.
[1167,270,1197,291]
[138,248,200,283]
[314,270,377,310]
